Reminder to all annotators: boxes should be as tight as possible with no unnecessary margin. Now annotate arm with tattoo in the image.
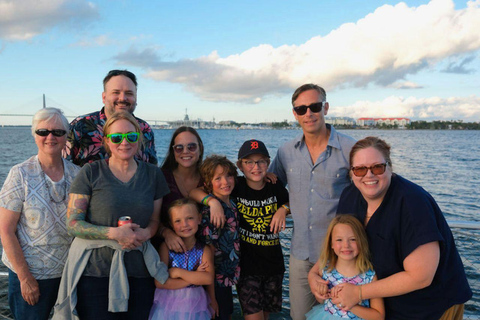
[66,193,110,239]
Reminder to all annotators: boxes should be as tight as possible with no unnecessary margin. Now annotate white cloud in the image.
[389,81,424,89]
[127,0,480,103]
[70,34,113,47]
[331,95,480,121]
[0,0,98,41]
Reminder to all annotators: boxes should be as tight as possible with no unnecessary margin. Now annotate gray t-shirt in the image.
[69,160,169,277]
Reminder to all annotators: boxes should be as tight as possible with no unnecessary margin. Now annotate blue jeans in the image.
[75,276,155,320]
[8,269,61,320]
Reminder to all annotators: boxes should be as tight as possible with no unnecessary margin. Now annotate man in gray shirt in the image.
[269,84,355,320]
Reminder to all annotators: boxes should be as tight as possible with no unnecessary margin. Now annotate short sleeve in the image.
[268,148,287,187]
[400,192,444,260]
[154,166,169,200]
[0,166,25,212]
[69,164,93,196]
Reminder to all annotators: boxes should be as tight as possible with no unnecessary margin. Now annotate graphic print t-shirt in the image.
[233,176,289,275]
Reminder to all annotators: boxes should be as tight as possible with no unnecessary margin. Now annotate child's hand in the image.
[270,207,287,233]
[265,172,278,184]
[209,200,226,228]
[197,260,209,272]
[168,267,182,279]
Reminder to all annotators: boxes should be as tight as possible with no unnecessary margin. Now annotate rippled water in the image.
[0,127,478,319]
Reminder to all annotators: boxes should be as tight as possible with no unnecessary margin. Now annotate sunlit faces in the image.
[35,119,67,157]
[174,131,200,169]
[211,165,235,202]
[331,223,359,262]
[350,147,392,204]
[102,75,137,117]
[238,154,269,183]
[169,205,201,239]
[292,89,329,135]
[106,119,139,161]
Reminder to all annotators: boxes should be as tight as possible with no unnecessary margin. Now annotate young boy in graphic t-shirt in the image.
[234,139,289,319]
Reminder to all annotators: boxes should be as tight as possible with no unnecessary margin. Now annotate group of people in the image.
[0,70,472,320]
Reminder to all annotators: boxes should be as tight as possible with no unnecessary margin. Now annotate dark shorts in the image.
[237,274,284,315]
[214,286,234,320]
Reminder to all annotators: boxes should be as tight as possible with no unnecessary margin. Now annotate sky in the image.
[0,0,479,125]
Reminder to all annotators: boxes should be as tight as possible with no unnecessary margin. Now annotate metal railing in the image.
[1,220,479,320]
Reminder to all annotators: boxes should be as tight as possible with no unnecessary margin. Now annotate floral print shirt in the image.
[63,107,157,167]
[199,196,240,287]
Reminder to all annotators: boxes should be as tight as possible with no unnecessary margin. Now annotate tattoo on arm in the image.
[66,194,110,239]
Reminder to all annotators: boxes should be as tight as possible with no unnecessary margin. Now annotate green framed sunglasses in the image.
[106,132,140,144]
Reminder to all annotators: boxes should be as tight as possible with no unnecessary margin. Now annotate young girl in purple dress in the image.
[149,199,214,320]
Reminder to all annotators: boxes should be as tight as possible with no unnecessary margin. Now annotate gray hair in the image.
[31,108,70,137]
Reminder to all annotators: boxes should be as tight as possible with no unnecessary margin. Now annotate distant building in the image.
[326,117,356,126]
[357,117,411,127]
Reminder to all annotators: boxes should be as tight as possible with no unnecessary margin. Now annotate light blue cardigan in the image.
[53,237,168,320]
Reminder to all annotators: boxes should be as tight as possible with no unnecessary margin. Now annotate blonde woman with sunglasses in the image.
[57,111,169,319]
[0,108,80,320]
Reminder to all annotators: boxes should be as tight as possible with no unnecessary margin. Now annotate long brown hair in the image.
[161,126,204,171]
[318,215,373,273]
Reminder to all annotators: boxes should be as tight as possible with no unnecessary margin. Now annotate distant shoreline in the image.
[1,125,479,131]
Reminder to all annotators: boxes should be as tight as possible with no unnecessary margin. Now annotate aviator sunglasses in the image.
[173,143,198,153]
[106,132,140,144]
[293,101,325,116]
[35,129,67,137]
[351,163,389,177]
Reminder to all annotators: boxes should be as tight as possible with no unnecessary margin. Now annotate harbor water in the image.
[0,127,479,319]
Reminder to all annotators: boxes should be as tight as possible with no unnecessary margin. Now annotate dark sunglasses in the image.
[173,143,198,153]
[351,163,388,177]
[35,129,67,137]
[293,101,325,116]
[106,132,139,144]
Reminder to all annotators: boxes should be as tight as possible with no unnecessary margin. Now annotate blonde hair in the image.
[102,111,143,156]
[318,215,373,273]
[167,198,200,228]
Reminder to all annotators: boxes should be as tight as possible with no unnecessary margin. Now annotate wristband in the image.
[282,204,290,213]
[358,285,363,304]
[201,194,213,206]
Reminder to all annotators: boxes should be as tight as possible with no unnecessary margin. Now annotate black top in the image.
[233,176,289,276]
[337,174,472,319]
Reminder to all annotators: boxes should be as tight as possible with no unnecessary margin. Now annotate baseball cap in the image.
[238,139,270,159]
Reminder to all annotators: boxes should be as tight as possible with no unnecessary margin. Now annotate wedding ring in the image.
[339,303,344,308]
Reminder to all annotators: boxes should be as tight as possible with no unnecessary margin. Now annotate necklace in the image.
[39,161,67,204]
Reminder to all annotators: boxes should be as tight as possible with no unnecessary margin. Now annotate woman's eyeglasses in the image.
[351,163,388,177]
[106,132,140,144]
[293,101,325,116]
[242,159,268,169]
[35,129,67,137]
[173,143,198,153]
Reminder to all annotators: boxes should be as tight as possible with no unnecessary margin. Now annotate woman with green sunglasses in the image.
[59,111,169,319]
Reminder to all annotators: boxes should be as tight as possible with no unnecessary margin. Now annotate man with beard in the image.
[64,70,158,166]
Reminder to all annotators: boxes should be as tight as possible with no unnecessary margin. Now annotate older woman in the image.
[314,136,472,319]
[156,126,204,252]
[63,112,169,319]
[0,108,80,320]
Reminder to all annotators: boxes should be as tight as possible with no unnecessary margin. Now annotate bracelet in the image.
[358,285,363,304]
[201,194,213,206]
[282,204,291,213]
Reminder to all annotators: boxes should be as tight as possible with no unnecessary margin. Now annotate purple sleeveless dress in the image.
[149,242,213,320]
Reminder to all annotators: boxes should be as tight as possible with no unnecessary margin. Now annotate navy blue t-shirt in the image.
[337,174,471,320]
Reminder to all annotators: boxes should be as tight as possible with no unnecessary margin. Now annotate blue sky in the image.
[0,0,479,125]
